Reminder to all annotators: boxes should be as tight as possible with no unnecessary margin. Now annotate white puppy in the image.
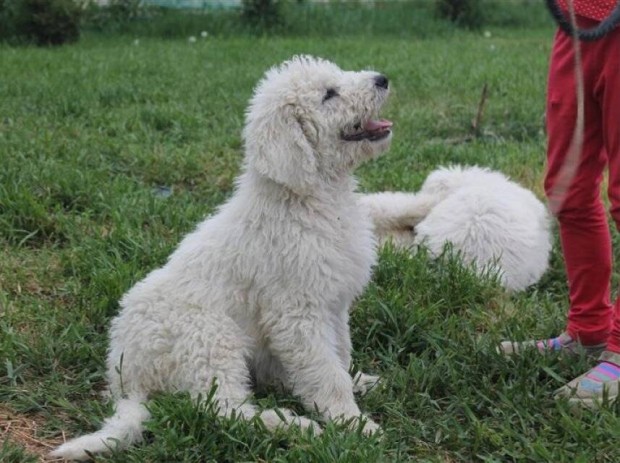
[51,56,392,460]
[360,165,552,291]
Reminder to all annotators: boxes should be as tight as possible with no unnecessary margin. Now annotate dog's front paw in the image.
[352,372,381,395]
[356,415,381,436]
[334,414,381,436]
[293,416,323,435]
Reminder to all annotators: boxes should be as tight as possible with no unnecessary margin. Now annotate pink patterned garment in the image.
[557,0,617,21]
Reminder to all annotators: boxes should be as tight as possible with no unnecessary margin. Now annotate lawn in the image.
[1,4,619,462]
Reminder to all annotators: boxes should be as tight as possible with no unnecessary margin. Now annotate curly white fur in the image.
[50,56,391,461]
[360,165,552,292]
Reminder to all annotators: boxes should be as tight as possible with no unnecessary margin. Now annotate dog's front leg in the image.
[331,308,353,371]
[264,308,379,435]
[331,309,380,396]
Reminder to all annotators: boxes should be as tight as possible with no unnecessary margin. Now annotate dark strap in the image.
[545,0,620,41]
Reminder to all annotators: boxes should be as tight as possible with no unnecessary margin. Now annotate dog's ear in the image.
[244,103,319,194]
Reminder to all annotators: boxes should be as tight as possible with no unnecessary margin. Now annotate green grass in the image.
[2,9,620,462]
[80,0,554,39]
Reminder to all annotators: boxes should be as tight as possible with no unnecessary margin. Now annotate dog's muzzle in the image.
[341,119,393,142]
[341,74,392,142]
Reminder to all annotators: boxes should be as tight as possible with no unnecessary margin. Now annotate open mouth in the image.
[341,119,393,142]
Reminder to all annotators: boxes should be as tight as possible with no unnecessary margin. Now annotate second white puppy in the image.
[361,165,552,291]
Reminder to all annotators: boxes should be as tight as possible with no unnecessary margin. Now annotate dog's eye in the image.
[322,88,338,103]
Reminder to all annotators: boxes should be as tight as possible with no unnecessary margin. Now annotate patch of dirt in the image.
[0,406,66,462]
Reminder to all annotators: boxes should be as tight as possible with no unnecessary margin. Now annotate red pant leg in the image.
[544,19,613,346]
[600,25,620,354]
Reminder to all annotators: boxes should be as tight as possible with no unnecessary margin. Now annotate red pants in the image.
[544,16,620,353]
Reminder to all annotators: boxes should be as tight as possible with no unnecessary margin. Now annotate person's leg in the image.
[545,22,612,348]
[498,20,611,357]
[555,22,620,408]
[602,24,620,355]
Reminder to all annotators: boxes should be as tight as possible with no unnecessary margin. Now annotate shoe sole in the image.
[497,342,605,359]
[566,395,618,410]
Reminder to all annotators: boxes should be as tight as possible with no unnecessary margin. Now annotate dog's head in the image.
[243,55,392,194]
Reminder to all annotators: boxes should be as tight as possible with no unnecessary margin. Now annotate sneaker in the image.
[497,332,606,358]
[554,350,620,409]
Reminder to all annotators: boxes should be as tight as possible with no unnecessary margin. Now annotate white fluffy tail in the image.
[49,398,150,461]
[359,192,436,233]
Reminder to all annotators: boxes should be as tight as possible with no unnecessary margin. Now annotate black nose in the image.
[374,74,389,89]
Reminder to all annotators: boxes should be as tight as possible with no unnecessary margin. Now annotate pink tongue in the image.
[363,119,393,132]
